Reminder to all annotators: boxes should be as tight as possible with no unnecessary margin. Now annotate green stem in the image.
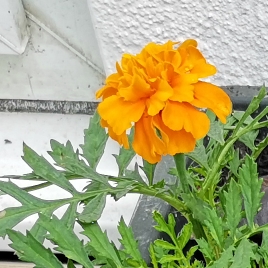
[173,153,190,193]
[202,119,268,197]
[131,187,187,212]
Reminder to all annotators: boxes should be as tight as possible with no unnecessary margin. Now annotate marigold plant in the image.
[97,39,232,163]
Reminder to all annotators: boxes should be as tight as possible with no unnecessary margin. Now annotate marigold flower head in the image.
[96,39,232,164]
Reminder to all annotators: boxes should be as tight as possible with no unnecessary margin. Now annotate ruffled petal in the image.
[98,95,146,135]
[169,74,197,102]
[191,82,232,123]
[153,114,196,155]
[146,79,173,116]
[108,126,129,148]
[178,39,198,49]
[101,119,129,148]
[162,101,210,139]
[133,116,165,163]
[190,60,217,78]
[118,72,151,101]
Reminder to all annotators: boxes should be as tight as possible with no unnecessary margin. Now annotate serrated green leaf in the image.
[78,193,106,223]
[186,143,210,170]
[159,254,180,263]
[23,143,78,195]
[177,222,193,249]
[233,86,266,135]
[124,163,146,185]
[224,179,242,239]
[141,159,156,186]
[60,202,78,230]
[113,129,135,176]
[30,208,54,244]
[207,120,225,145]
[253,135,268,160]
[261,229,268,250]
[238,130,259,151]
[49,140,109,186]
[168,167,178,176]
[0,183,107,238]
[0,181,53,237]
[82,222,122,267]
[229,149,240,177]
[259,229,268,259]
[38,214,93,268]
[209,245,234,268]
[30,201,78,243]
[207,143,225,169]
[229,239,256,268]
[67,259,76,268]
[186,245,198,261]
[114,180,136,200]
[204,207,224,248]
[80,111,108,170]
[118,217,146,266]
[196,238,214,261]
[152,179,165,189]
[154,239,176,250]
[181,194,210,224]
[149,244,158,268]
[153,211,174,238]
[0,180,44,207]
[239,155,264,229]
[232,111,254,125]
[7,230,63,268]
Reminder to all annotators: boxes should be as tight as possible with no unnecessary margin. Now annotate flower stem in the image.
[173,153,190,193]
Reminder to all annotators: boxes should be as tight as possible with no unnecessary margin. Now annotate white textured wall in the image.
[88,0,268,86]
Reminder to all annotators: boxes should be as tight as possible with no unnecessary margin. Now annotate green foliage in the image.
[113,128,135,176]
[239,155,264,229]
[2,86,268,267]
[80,111,108,170]
[78,193,106,223]
[7,230,64,268]
[82,222,123,267]
[141,159,157,186]
[207,120,225,145]
[223,179,242,240]
[118,217,148,267]
[151,211,203,267]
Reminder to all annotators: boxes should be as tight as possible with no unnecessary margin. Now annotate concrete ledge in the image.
[0,99,98,114]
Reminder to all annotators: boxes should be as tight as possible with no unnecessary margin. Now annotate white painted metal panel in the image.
[0,0,29,54]
[0,0,105,101]
[22,0,104,71]
[0,20,104,101]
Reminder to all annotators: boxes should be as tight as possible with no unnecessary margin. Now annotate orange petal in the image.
[96,86,118,100]
[166,129,196,155]
[190,60,217,78]
[162,101,210,139]
[132,116,165,164]
[169,74,197,102]
[153,115,196,155]
[178,39,198,49]
[108,126,129,149]
[118,73,151,101]
[186,45,204,64]
[191,82,232,123]
[98,95,145,135]
[100,119,129,148]
[146,79,173,116]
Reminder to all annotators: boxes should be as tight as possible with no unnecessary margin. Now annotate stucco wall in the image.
[88,0,268,86]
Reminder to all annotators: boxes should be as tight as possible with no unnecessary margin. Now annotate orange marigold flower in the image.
[96,39,232,164]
